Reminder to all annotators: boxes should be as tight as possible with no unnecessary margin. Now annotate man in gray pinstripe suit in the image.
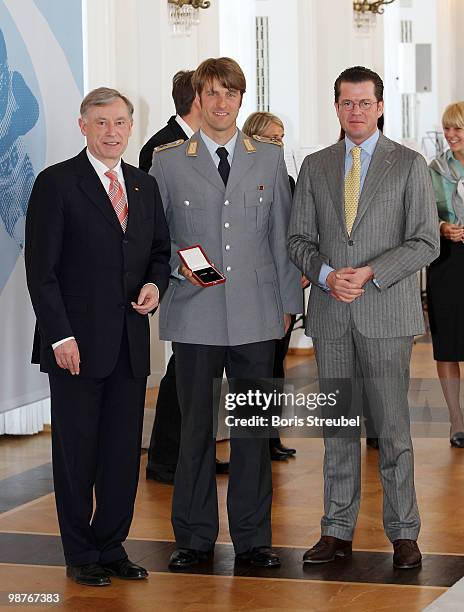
[288,66,439,569]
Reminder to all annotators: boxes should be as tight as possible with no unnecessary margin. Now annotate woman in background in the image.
[242,111,309,460]
[427,101,464,447]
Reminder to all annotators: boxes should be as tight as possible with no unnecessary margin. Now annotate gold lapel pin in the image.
[134,186,140,191]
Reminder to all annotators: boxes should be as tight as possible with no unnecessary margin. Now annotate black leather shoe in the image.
[271,441,296,455]
[168,548,214,569]
[235,546,281,567]
[146,467,175,484]
[450,432,464,448]
[366,437,379,449]
[102,558,148,580]
[66,563,111,586]
[303,536,352,563]
[393,539,422,569]
[270,446,289,461]
[216,458,229,474]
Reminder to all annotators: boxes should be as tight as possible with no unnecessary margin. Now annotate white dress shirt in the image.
[175,115,195,139]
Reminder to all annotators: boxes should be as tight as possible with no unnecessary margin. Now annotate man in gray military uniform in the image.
[150,57,302,569]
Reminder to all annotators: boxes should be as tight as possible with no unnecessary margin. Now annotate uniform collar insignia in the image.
[186,139,198,157]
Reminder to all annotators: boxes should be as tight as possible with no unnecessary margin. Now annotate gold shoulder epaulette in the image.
[243,138,256,153]
[252,134,283,147]
[154,139,184,153]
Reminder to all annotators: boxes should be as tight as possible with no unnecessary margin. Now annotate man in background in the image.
[139,70,200,172]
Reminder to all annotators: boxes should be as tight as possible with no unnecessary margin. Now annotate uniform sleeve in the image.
[149,154,184,276]
[270,149,304,314]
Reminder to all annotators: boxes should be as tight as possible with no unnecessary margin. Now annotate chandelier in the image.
[353,0,396,32]
[168,0,211,36]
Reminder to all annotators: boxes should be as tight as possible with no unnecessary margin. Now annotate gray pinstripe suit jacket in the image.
[288,133,440,339]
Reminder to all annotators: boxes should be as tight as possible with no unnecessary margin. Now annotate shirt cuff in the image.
[171,266,186,281]
[318,263,334,291]
[52,337,75,350]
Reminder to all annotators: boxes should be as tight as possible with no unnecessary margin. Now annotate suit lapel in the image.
[225,131,256,197]
[76,150,123,234]
[122,161,140,236]
[189,133,225,193]
[323,141,346,234]
[351,134,397,233]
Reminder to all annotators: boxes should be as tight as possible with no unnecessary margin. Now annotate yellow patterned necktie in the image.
[344,146,361,235]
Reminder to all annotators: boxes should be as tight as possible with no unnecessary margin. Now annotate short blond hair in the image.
[242,112,284,138]
[80,87,134,118]
[442,101,464,129]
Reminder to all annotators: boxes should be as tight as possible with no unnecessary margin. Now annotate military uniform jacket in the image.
[150,129,303,346]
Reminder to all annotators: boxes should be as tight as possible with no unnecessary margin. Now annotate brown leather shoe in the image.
[393,539,422,569]
[303,536,352,564]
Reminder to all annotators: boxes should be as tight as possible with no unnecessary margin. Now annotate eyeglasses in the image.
[339,99,378,111]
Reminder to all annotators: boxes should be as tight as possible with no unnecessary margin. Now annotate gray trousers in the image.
[313,326,420,542]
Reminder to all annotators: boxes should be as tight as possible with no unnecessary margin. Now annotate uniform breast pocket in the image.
[244,189,273,232]
[172,198,205,235]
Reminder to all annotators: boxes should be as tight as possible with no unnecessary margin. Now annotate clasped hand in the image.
[440,222,464,242]
[327,266,374,303]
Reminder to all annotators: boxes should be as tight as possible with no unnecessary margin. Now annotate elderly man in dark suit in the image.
[288,66,439,569]
[25,87,171,586]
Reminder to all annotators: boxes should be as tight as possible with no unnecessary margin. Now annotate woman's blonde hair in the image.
[242,112,284,138]
[442,101,464,129]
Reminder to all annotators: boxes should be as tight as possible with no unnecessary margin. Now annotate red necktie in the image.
[105,170,128,231]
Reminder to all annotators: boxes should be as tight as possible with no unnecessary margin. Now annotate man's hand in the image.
[301,275,310,289]
[441,222,464,242]
[54,339,80,375]
[327,266,375,303]
[327,267,364,303]
[131,284,159,315]
[343,265,374,288]
[284,313,292,334]
[179,263,203,287]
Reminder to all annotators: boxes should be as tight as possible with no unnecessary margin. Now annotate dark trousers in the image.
[147,323,295,469]
[146,353,180,472]
[270,315,296,444]
[172,340,275,554]
[48,329,147,566]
